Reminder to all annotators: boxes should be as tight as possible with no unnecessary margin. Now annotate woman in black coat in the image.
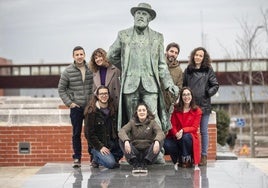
[84,86,123,169]
[183,47,219,166]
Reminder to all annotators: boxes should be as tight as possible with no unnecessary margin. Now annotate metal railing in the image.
[0,63,68,76]
[0,58,267,76]
[179,58,268,72]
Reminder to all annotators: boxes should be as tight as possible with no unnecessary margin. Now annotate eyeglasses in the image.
[98,92,108,96]
[182,93,191,97]
[137,109,147,112]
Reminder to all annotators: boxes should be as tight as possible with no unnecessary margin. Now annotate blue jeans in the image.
[164,134,193,164]
[70,106,84,160]
[200,113,210,156]
[91,149,118,169]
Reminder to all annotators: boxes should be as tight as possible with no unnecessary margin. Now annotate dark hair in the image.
[89,48,111,72]
[84,85,115,116]
[166,42,180,54]
[72,46,85,56]
[187,47,211,71]
[174,87,198,112]
[133,102,155,121]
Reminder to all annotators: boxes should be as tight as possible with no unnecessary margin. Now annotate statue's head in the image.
[131,3,156,20]
[131,3,156,30]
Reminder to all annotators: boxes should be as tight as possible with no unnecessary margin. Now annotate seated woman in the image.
[164,87,202,170]
[84,85,123,169]
[118,102,165,173]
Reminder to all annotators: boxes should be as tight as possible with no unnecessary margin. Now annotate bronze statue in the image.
[108,3,179,132]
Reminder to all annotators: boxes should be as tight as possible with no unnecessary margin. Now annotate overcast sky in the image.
[0,0,267,64]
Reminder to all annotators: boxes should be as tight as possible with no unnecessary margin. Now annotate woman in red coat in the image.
[164,87,202,170]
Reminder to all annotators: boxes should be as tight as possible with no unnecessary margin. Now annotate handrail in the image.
[0,64,68,76]
[0,58,267,76]
[180,58,268,73]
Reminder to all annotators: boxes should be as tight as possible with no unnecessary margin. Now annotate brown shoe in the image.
[199,155,207,166]
[90,160,99,168]
[181,162,192,168]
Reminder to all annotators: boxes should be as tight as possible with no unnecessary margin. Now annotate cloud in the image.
[0,0,267,63]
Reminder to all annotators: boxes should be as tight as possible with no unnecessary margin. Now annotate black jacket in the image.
[85,108,118,151]
[183,66,219,114]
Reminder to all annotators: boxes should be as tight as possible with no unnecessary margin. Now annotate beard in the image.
[134,19,148,31]
[167,56,176,62]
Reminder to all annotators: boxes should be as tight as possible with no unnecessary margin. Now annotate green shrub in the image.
[215,109,230,146]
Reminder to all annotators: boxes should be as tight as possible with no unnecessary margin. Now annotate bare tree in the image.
[220,8,268,157]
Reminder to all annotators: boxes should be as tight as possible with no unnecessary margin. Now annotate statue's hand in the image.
[168,85,179,97]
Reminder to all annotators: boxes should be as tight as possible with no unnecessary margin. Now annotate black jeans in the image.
[70,106,84,160]
[119,139,163,164]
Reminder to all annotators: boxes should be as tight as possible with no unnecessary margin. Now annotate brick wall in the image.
[0,126,89,166]
[0,123,217,166]
[207,123,217,160]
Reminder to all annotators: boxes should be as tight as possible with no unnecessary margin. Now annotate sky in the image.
[0,0,267,64]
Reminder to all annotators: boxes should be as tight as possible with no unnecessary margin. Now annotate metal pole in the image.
[248,25,264,157]
[248,43,254,157]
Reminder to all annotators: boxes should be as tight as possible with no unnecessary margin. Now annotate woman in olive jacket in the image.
[118,102,165,172]
[183,47,219,166]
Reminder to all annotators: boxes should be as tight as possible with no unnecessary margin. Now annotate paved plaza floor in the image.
[5,158,264,188]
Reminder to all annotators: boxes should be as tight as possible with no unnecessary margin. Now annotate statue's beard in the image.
[136,25,146,31]
[134,20,148,31]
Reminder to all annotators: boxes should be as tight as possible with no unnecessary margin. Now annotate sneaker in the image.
[132,162,140,174]
[132,166,140,174]
[174,162,178,171]
[194,165,200,171]
[90,160,99,168]
[140,163,148,174]
[73,159,81,168]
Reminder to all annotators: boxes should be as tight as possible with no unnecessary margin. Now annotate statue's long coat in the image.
[108,27,174,132]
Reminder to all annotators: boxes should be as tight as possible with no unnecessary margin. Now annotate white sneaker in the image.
[132,166,140,174]
[72,159,81,168]
[194,165,200,171]
[174,162,178,171]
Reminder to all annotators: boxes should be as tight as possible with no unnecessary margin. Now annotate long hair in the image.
[187,47,211,71]
[84,85,115,116]
[133,102,155,122]
[174,87,198,112]
[89,48,111,72]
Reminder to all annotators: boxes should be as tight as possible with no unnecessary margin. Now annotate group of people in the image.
[58,2,219,173]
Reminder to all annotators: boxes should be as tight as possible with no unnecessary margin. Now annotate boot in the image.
[199,155,207,166]
[182,157,192,168]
